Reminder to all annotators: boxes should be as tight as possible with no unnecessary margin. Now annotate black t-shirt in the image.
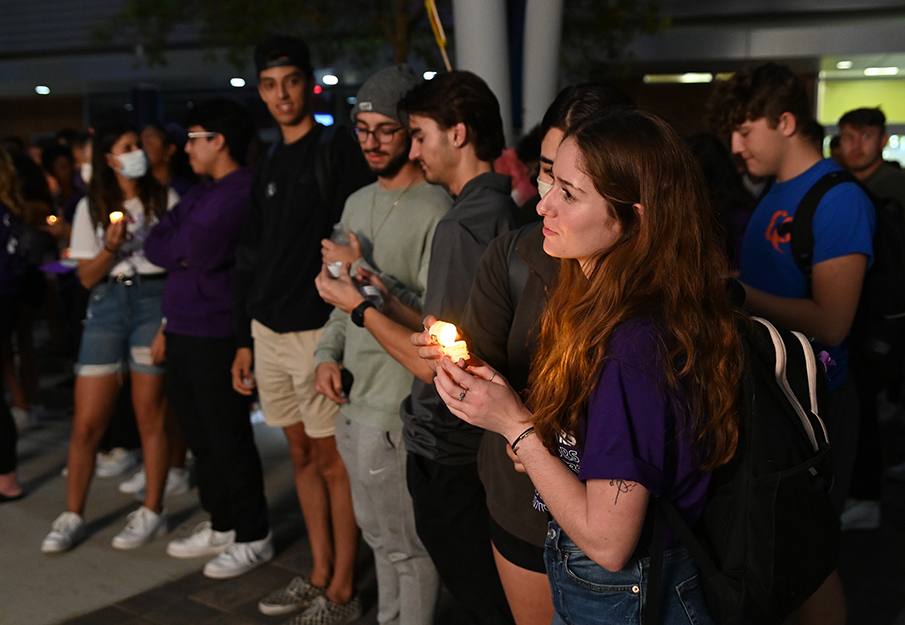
[233,124,374,346]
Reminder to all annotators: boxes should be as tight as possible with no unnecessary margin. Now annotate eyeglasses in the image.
[187,131,218,143]
[353,125,405,144]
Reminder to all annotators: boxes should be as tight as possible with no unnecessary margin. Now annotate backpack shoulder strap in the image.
[507,224,536,310]
[314,124,338,215]
[785,170,853,297]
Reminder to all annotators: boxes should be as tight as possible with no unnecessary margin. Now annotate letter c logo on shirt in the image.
[765,210,793,252]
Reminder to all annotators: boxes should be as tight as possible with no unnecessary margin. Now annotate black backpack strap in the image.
[660,498,721,580]
[644,499,666,625]
[782,170,853,298]
[507,224,536,311]
[314,124,339,219]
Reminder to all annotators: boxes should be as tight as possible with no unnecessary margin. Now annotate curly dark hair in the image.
[710,62,811,134]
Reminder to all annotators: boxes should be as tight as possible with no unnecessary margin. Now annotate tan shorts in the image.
[251,320,338,438]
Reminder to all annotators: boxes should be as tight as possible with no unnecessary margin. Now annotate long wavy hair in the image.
[528,110,743,470]
[0,147,27,220]
[88,122,167,228]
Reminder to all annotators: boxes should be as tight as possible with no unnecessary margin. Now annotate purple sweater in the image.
[145,167,253,338]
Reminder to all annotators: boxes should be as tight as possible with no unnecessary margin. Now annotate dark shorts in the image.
[489,514,546,573]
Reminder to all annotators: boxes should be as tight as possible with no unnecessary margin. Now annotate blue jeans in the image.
[545,522,714,625]
[76,275,165,376]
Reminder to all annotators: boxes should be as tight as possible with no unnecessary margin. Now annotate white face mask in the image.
[112,149,148,179]
[537,178,554,199]
[80,162,93,184]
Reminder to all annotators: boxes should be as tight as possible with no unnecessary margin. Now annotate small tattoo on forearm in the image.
[609,479,636,504]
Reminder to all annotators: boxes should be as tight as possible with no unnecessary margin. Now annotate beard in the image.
[367,135,413,178]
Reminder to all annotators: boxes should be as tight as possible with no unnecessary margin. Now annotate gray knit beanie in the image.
[350,65,420,125]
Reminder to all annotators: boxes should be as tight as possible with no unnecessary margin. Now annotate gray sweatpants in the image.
[335,416,440,625]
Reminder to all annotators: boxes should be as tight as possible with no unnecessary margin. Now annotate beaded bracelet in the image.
[511,426,536,455]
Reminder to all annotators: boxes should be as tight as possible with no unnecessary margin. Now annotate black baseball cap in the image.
[254,36,313,76]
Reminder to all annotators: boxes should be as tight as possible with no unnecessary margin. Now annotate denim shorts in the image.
[76,275,166,376]
[545,521,714,625]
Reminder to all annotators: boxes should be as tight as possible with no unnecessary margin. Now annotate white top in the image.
[69,188,180,277]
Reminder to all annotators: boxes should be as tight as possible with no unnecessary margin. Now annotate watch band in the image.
[351,300,376,327]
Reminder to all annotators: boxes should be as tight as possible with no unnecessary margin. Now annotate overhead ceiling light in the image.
[35,85,50,95]
[864,67,898,76]
[322,74,339,86]
[230,77,246,88]
[836,60,853,69]
[643,73,713,84]
[423,71,437,80]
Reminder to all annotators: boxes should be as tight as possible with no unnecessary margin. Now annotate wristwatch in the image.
[351,300,376,327]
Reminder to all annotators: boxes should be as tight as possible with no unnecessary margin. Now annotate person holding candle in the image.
[42,122,179,553]
[418,85,633,625]
[429,108,742,625]
[311,64,451,625]
[316,70,519,624]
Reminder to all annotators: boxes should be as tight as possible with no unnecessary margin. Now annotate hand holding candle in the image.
[109,211,124,224]
[428,320,469,362]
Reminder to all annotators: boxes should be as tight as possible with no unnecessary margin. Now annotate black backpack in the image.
[777,170,905,363]
[644,315,840,625]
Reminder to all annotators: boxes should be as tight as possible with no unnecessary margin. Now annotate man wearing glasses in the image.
[313,64,451,625]
[316,70,519,624]
[145,99,273,578]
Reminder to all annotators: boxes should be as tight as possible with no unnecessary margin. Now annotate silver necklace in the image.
[370,173,422,241]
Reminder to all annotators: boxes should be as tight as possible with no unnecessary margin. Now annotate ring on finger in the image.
[458,389,467,401]
[489,373,496,382]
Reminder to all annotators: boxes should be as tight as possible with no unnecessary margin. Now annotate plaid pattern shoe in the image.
[286,594,362,625]
[258,575,325,616]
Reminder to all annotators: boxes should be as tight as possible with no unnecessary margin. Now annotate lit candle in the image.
[428,320,469,361]
[109,211,124,223]
[46,215,58,225]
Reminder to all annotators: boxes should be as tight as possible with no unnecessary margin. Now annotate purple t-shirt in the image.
[535,317,710,547]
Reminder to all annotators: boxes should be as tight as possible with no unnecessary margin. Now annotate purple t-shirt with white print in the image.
[535,317,711,547]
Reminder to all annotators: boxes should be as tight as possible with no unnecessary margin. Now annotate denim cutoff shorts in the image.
[76,274,165,376]
[545,521,714,625]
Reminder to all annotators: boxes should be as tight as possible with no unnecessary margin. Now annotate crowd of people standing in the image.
[3,34,905,625]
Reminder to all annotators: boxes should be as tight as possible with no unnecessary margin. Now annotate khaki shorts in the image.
[251,320,338,438]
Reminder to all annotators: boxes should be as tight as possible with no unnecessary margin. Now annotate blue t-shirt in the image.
[739,159,875,390]
[535,317,710,548]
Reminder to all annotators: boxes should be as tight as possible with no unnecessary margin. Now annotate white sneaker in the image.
[167,521,235,559]
[163,467,192,497]
[96,448,140,478]
[118,468,146,494]
[111,506,167,550]
[125,467,193,500]
[203,532,273,579]
[840,499,881,531]
[42,512,86,553]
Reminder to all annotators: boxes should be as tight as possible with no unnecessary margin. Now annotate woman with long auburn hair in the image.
[41,122,179,554]
[431,108,743,624]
